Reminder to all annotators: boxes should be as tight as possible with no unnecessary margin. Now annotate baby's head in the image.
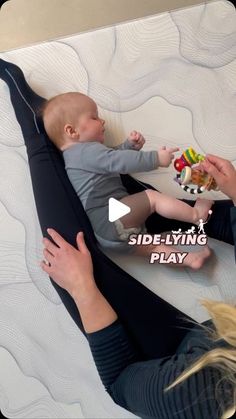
[41,92,105,151]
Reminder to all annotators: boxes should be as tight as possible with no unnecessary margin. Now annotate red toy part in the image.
[174,157,191,172]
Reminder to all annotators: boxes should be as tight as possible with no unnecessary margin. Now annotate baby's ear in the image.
[64,124,79,138]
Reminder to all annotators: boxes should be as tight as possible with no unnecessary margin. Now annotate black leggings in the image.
[0,58,234,360]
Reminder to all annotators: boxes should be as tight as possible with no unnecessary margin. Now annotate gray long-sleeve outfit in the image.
[63,140,158,251]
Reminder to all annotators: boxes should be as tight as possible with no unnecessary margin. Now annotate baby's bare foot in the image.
[193,198,214,224]
[184,246,212,270]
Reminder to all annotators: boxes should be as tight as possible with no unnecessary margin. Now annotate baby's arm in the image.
[113,131,145,151]
[79,142,159,174]
[71,143,178,174]
[113,139,134,151]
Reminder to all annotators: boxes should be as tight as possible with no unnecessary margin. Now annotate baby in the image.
[42,92,213,270]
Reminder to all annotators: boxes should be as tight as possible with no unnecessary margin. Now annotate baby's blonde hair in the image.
[167,300,236,418]
[40,92,88,149]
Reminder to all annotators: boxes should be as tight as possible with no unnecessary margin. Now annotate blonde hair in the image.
[40,92,88,149]
[166,300,236,418]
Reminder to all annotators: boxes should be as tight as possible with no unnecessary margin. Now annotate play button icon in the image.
[108,198,131,222]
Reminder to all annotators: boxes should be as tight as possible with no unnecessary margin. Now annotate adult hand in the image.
[158,146,179,167]
[201,155,236,204]
[40,229,95,298]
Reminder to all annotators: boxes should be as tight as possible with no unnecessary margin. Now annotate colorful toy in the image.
[174,148,219,194]
[174,148,205,172]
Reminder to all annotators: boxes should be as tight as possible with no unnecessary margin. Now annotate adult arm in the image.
[41,229,140,385]
[88,321,229,419]
[76,278,223,419]
[41,229,230,419]
[202,155,236,259]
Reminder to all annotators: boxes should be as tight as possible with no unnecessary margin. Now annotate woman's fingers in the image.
[43,248,54,264]
[204,155,236,178]
[47,228,67,248]
[76,231,89,253]
[202,156,234,179]
[44,229,89,256]
[40,259,51,273]
[202,160,223,184]
[202,156,236,200]
[205,154,228,173]
[43,237,58,255]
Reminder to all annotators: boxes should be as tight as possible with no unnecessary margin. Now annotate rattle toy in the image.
[174,147,219,194]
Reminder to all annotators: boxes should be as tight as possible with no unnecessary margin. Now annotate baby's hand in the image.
[158,146,179,167]
[128,130,145,150]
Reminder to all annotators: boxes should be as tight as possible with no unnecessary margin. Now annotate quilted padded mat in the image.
[0,1,235,417]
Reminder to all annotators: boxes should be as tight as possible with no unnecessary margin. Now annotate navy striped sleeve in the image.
[87,320,140,391]
[87,320,234,419]
[109,353,233,419]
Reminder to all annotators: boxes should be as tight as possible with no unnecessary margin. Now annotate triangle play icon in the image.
[108,198,131,222]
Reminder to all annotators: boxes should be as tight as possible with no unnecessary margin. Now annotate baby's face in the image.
[75,96,105,143]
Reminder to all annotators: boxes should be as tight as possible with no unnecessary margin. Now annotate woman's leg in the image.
[0,58,92,332]
[0,58,196,359]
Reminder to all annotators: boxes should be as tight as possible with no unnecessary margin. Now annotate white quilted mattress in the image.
[0,1,236,417]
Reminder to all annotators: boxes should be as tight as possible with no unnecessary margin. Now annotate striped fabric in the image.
[87,320,234,419]
[88,320,140,389]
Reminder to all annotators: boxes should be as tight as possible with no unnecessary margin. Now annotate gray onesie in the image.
[63,139,158,252]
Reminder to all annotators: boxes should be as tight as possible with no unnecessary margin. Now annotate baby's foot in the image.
[193,198,214,224]
[184,246,212,270]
